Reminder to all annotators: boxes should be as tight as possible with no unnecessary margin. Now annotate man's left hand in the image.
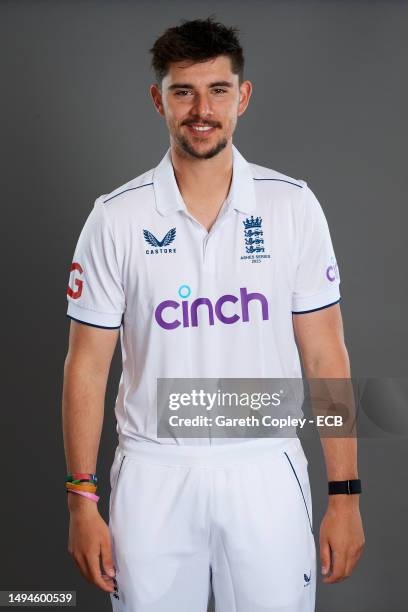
[319,496,365,583]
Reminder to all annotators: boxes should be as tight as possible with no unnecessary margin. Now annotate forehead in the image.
[163,55,237,86]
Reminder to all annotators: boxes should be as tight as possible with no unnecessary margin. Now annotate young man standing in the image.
[63,17,365,612]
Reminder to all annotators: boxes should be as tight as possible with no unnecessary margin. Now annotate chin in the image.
[178,136,228,160]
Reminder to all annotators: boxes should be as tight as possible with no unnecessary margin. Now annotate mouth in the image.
[185,123,217,137]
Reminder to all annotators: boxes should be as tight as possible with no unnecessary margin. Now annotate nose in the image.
[191,92,214,120]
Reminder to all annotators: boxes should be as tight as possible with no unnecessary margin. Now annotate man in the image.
[63,17,365,612]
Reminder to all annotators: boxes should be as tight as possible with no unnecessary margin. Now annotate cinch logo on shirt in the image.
[154,286,269,330]
[326,257,339,282]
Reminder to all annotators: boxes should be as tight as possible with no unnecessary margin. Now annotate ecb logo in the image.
[244,215,264,253]
[240,216,271,263]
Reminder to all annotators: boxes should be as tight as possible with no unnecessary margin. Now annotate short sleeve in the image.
[66,197,126,328]
[292,185,341,314]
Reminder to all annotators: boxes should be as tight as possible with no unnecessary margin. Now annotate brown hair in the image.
[149,16,245,87]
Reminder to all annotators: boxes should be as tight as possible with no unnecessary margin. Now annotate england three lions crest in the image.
[241,216,270,263]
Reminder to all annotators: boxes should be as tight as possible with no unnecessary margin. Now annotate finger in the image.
[100,539,116,578]
[323,549,347,583]
[344,546,363,578]
[84,552,115,592]
[320,538,331,577]
[72,553,90,582]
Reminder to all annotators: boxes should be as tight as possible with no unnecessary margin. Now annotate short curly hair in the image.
[149,16,245,87]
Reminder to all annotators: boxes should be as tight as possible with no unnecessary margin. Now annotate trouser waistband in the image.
[117,436,303,466]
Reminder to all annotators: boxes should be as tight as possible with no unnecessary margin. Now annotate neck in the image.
[170,141,233,213]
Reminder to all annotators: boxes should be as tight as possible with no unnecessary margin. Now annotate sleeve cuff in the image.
[292,286,341,314]
[67,302,123,328]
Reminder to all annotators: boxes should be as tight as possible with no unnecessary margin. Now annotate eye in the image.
[174,90,191,96]
[212,88,227,94]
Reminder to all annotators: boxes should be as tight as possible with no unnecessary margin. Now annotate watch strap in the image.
[328,479,362,495]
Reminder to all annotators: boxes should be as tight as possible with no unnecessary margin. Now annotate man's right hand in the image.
[67,496,116,594]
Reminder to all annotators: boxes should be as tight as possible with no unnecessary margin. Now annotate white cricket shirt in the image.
[66,145,341,445]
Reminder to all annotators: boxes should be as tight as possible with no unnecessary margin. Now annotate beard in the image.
[174,128,229,160]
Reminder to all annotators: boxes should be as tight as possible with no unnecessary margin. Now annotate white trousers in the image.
[108,437,316,612]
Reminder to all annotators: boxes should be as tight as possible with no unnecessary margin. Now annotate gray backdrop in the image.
[1,1,407,610]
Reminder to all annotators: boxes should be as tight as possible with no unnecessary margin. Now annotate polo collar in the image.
[152,144,256,217]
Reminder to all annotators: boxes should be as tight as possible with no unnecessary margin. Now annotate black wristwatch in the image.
[328,479,362,495]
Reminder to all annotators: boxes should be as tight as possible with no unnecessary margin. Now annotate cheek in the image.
[220,102,238,124]
[165,111,182,132]
[222,112,237,134]
[163,100,183,122]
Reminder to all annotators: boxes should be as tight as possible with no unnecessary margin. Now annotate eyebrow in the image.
[167,81,234,91]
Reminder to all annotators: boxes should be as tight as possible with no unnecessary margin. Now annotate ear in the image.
[150,84,165,117]
[238,80,253,117]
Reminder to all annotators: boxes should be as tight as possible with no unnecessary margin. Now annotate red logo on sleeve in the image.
[67,262,83,299]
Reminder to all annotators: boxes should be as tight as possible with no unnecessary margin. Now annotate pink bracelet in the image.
[68,489,100,502]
